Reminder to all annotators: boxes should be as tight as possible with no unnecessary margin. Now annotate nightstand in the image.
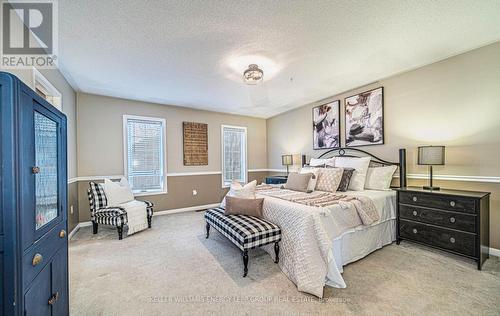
[265,175,288,185]
[395,187,490,270]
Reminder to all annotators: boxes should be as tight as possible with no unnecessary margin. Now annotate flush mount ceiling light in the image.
[243,64,264,85]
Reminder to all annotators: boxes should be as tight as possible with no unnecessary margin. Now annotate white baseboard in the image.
[490,247,500,257]
[153,203,220,216]
[68,221,92,240]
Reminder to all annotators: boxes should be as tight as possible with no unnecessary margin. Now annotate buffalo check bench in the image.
[204,207,282,277]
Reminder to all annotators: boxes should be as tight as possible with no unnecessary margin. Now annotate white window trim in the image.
[123,114,168,196]
[32,67,62,111]
[221,124,248,188]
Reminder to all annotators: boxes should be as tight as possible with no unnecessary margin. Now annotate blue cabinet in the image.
[1,72,68,316]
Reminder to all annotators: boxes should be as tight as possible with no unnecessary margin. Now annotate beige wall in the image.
[76,92,267,221]
[77,92,267,175]
[267,42,500,249]
[2,67,80,231]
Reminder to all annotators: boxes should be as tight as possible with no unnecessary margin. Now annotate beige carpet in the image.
[70,211,500,316]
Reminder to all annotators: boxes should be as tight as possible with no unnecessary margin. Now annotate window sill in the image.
[133,190,167,197]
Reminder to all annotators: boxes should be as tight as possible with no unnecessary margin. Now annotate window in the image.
[221,125,247,187]
[123,115,167,194]
[33,68,62,110]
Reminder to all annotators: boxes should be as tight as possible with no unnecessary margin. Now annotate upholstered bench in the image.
[204,207,282,277]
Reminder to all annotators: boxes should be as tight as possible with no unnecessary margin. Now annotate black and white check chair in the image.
[87,181,154,240]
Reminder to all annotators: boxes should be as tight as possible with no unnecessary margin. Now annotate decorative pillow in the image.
[103,178,134,206]
[309,157,335,167]
[225,196,264,218]
[334,157,371,191]
[337,168,355,192]
[220,180,257,208]
[315,167,344,192]
[300,167,319,191]
[284,172,313,192]
[364,165,398,190]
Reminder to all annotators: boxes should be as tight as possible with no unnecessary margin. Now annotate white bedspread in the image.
[120,200,148,235]
[258,189,396,298]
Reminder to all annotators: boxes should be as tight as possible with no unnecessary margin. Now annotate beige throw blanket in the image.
[120,200,148,235]
[256,185,379,225]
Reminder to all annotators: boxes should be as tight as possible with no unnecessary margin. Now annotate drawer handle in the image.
[412,228,418,234]
[450,237,456,244]
[412,210,418,216]
[48,292,59,305]
[449,217,456,223]
[450,201,456,207]
[32,253,43,266]
[412,196,418,202]
[32,166,40,174]
[59,230,66,238]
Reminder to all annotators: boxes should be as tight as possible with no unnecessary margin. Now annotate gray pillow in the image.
[284,172,313,192]
[337,168,355,192]
[225,196,264,218]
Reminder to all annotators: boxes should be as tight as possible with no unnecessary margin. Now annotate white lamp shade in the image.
[418,146,445,165]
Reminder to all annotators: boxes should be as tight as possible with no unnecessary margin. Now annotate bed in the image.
[257,148,407,297]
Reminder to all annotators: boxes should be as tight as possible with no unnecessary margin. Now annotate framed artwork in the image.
[344,87,384,147]
[183,122,208,165]
[312,100,340,150]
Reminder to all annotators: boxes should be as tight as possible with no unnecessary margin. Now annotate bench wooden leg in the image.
[205,223,210,239]
[274,242,280,264]
[243,250,249,277]
[92,221,98,234]
[147,215,152,228]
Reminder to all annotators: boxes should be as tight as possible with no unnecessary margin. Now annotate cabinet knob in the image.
[449,217,456,223]
[32,253,43,266]
[412,210,418,216]
[412,228,418,234]
[412,196,418,202]
[48,292,59,305]
[450,237,456,244]
[450,201,456,207]
[32,166,40,174]
[59,230,66,238]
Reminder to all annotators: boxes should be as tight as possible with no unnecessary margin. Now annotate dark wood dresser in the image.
[395,187,490,270]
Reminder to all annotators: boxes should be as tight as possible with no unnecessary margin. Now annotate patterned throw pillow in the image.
[315,167,344,192]
[337,168,355,192]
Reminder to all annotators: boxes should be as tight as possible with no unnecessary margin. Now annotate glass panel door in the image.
[34,111,59,230]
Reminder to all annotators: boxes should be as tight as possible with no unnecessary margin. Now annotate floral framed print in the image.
[313,100,340,150]
[344,87,384,147]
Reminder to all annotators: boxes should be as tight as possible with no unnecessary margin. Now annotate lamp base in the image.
[423,186,440,191]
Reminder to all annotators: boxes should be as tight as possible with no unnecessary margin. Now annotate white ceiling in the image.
[58,0,500,118]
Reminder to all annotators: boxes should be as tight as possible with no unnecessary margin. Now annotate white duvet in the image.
[258,189,395,298]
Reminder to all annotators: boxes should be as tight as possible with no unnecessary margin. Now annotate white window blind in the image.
[221,125,247,187]
[124,116,166,193]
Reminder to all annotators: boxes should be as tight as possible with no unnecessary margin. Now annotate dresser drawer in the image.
[399,204,476,233]
[399,219,476,257]
[22,221,67,289]
[399,191,476,214]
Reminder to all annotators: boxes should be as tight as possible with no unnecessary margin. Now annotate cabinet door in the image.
[24,248,68,316]
[19,91,67,248]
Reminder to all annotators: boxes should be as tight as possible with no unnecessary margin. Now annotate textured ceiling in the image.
[58,0,500,118]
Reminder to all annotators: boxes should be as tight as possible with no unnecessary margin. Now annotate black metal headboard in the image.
[311,147,407,188]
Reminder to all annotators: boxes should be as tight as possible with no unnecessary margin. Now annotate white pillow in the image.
[309,157,335,167]
[315,167,344,192]
[365,165,398,190]
[300,167,319,191]
[334,156,371,191]
[220,180,257,208]
[103,178,135,206]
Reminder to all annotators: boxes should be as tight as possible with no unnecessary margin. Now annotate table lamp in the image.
[281,154,293,175]
[418,146,445,190]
